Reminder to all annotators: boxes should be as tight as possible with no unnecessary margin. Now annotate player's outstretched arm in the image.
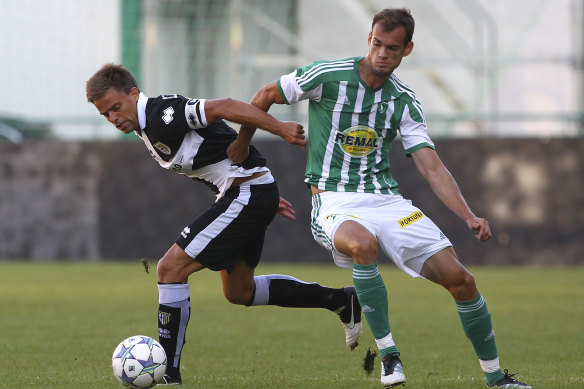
[205,95,303,145]
[227,80,286,163]
[411,147,492,242]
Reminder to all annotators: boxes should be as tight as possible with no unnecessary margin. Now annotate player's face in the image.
[367,23,413,78]
[93,87,140,134]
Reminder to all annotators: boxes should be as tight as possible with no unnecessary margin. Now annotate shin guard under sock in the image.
[158,283,191,378]
[353,263,397,357]
[456,293,504,385]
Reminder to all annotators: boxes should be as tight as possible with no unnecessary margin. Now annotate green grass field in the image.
[1,261,582,389]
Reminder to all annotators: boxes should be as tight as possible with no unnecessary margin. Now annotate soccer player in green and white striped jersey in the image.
[229,8,531,389]
[281,57,432,195]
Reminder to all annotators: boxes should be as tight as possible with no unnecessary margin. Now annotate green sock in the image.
[485,370,505,387]
[456,294,498,359]
[353,263,394,355]
[456,294,503,385]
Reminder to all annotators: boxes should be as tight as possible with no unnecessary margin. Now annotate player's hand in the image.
[466,216,491,242]
[277,121,307,148]
[226,139,250,164]
[277,197,296,221]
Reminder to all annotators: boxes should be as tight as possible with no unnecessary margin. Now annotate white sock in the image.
[158,283,190,304]
[479,357,500,373]
[375,332,396,350]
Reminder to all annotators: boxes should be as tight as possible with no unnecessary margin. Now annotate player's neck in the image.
[359,57,392,89]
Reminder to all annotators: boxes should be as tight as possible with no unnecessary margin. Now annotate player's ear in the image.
[404,41,414,57]
[129,87,140,97]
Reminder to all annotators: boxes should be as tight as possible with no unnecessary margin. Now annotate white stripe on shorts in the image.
[184,186,251,258]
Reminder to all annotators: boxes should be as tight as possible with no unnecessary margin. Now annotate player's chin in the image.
[373,67,392,78]
[120,125,135,134]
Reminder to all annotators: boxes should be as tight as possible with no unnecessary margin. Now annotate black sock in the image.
[158,300,190,378]
[250,275,346,310]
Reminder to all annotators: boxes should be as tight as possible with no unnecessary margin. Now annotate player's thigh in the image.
[310,191,380,265]
[334,220,378,264]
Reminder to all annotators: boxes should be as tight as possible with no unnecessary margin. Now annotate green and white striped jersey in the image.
[277,56,434,194]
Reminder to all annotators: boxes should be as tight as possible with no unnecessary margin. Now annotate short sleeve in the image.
[184,98,208,129]
[277,69,323,105]
[399,103,434,156]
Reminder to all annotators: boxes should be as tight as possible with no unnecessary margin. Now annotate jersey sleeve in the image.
[146,94,210,138]
[184,98,209,129]
[399,102,435,156]
[277,65,323,105]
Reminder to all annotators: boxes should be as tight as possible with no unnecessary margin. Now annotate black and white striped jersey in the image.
[134,93,269,198]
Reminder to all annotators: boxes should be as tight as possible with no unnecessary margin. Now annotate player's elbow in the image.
[250,81,281,111]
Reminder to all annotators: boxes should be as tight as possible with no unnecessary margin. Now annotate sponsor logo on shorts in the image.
[181,226,191,238]
[398,211,424,228]
[335,125,382,157]
[158,311,171,325]
[361,305,376,313]
[324,213,361,222]
[159,328,171,339]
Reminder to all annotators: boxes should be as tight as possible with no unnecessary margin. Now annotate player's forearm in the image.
[210,98,283,135]
[237,125,256,146]
[427,169,476,222]
[238,83,281,141]
[413,148,476,222]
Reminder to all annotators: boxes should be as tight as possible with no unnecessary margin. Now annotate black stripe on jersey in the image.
[190,120,237,168]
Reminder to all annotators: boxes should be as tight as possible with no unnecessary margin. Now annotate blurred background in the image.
[0,0,582,265]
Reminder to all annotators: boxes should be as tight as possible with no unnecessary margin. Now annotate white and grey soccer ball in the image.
[112,335,167,388]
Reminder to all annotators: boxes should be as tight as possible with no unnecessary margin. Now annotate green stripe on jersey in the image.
[296,57,424,194]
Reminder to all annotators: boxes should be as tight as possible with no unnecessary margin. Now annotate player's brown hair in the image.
[371,8,415,44]
[86,63,139,103]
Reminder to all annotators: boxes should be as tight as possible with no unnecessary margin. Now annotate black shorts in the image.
[176,181,279,272]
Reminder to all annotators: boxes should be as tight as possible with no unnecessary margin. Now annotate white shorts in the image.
[311,191,452,278]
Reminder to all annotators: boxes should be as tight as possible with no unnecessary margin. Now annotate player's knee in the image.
[345,235,378,264]
[448,271,477,300]
[157,258,174,282]
[223,287,253,305]
[157,245,199,283]
[157,257,186,283]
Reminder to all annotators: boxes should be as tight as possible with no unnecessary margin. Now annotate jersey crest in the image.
[153,141,172,155]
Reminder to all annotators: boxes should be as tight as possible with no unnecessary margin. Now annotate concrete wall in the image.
[0,138,582,265]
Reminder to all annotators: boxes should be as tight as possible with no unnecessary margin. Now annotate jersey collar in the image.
[137,92,148,131]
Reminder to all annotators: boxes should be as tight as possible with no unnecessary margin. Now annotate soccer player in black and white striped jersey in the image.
[86,63,362,384]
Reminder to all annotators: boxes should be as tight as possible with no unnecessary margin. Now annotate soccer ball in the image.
[112,335,167,388]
